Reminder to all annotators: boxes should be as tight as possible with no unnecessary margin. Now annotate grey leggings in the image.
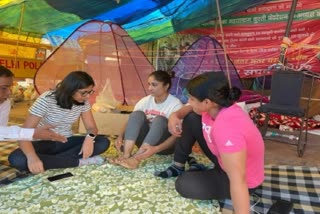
[124,111,174,155]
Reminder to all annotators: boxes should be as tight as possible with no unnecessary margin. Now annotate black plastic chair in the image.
[256,69,312,157]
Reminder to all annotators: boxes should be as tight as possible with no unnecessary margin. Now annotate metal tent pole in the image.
[279,0,298,65]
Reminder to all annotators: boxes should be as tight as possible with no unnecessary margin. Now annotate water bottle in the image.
[266,131,298,140]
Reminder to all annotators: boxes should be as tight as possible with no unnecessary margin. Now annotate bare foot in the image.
[118,157,140,169]
[107,156,126,165]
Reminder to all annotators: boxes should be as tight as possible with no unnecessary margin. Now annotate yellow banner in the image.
[0,56,43,78]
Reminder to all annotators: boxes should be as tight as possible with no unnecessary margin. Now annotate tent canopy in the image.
[0,0,270,45]
[34,21,154,106]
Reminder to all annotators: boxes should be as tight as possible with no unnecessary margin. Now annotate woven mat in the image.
[221,165,320,214]
[0,142,18,185]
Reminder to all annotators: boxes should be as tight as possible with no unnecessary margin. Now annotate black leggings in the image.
[176,168,230,200]
[173,111,220,169]
[8,135,110,171]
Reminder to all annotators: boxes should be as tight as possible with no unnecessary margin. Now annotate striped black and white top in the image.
[29,90,91,137]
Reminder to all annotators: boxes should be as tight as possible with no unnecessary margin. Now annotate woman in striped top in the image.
[8,71,110,174]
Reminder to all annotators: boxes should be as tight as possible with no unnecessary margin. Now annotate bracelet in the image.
[86,133,96,140]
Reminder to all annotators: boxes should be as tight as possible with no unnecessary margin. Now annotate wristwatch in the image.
[86,133,96,140]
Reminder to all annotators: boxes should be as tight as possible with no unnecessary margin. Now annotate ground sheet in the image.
[0,141,219,213]
[221,165,320,214]
[1,141,319,213]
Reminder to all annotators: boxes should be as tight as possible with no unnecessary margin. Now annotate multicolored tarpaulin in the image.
[0,0,319,79]
[0,0,270,45]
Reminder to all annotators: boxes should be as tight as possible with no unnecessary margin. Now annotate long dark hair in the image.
[149,70,175,91]
[186,72,241,107]
[50,71,95,109]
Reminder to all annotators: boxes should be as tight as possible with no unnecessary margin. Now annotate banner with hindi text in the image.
[181,0,320,78]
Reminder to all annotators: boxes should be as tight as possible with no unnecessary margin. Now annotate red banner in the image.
[182,0,320,78]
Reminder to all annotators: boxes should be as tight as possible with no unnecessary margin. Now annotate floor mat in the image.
[0,141,18,165]
[2,139,319,213]
[0,154,220,213]
[0,142,18,185]
[0,165,18,185]
[220,165,320,214]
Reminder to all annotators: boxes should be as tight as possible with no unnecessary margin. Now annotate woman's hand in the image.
[27,154,44,174]
[33,125,67,142]
[134,144,158,160]
[168,105,193,136]
[79,136,94,159]
[168,113,182,137]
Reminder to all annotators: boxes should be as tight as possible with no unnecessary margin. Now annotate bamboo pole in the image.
[13,2,26,70]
